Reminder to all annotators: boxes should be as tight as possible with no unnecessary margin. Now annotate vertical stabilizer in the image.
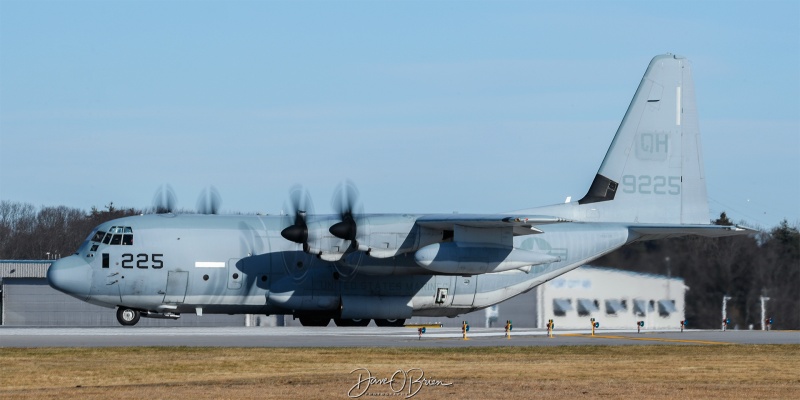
[576,54,709,224]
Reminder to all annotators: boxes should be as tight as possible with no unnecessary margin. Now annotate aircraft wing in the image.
[416,214,570,236]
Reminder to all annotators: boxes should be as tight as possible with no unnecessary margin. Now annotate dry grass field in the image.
[1,345,798,399]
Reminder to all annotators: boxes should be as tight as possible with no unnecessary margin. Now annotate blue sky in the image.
[1,1,798,230]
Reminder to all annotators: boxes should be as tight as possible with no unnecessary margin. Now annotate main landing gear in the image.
[116,307,141,326]
[374,318,405,327]
[333,318,371,327]
[297,316,332,327]
[297,317,406,327]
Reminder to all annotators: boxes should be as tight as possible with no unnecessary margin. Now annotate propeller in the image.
[197,186,222,215]
[281,185,314,244]
[329,180,361,242]
[152,185,177,214]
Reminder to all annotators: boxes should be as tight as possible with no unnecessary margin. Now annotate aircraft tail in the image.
[572,54,709,224]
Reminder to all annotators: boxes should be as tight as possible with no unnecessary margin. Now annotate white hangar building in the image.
[535,266,686,330]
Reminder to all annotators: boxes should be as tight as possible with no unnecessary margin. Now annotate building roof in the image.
[580,265,685,283]
[0,260,52,279]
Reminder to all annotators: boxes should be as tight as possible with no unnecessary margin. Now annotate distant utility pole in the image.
[664,256,671,298]
[722,296,732,331]
[760,296,770,331]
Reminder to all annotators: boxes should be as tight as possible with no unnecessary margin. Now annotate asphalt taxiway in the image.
[1,327,797,348]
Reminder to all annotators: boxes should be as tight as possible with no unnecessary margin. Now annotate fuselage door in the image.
[451,275,478,307]
[163,271,189,303]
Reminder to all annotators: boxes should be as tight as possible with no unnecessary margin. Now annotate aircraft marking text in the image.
[621,175,680,195]
[121,253,164,269]
[636,133,669,160]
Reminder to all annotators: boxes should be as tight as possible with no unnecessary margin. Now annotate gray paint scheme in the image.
[47,54,751,326]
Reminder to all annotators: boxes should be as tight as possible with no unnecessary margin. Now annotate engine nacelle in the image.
[304,218,353,261]
[414,242,560,275]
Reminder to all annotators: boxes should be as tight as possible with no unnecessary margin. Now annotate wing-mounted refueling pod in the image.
[412,215,568,275]
[414,242,560,274]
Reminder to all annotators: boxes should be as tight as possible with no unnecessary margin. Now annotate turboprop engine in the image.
[413,242,560,275]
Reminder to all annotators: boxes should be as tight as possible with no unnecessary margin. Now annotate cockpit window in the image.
[92,231,106,242]
[95,226,134,246]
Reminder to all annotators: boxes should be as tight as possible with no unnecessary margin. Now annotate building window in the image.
[577,298,599,316]
[553,298,572,316]
[605,299,626,315]
[658,299,677,317]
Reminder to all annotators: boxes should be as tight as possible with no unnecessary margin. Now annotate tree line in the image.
[1,201,797,329]
[0,201,140,260]
[595,213,799,330]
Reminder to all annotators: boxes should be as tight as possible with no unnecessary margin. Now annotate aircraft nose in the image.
[47,255,92,301]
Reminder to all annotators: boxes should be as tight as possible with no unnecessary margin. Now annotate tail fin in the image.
[576,54,709,224]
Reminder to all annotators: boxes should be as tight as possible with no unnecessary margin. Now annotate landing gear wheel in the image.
[334,318,371,327]
[374,318,405,327]
[298,316,331,327]
[116,307,141,326]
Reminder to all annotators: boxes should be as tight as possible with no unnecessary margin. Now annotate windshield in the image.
[91,226,134,246]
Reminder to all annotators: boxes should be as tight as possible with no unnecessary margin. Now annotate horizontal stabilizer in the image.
[629,224,756,239]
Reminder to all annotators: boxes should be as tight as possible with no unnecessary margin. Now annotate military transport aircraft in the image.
[48,54,750,327]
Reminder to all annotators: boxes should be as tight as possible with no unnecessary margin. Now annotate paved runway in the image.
[1,326,797,348]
